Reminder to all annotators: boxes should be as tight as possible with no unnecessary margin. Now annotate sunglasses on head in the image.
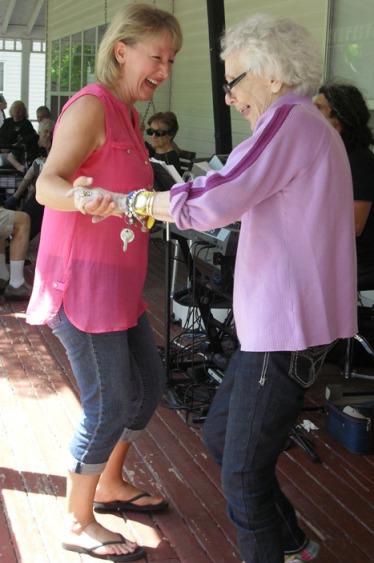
[146,127,171,137]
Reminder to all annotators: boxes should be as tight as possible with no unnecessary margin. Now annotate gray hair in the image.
[221,13,322,96]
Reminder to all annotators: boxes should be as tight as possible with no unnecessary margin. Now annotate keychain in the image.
[120,228,135,252]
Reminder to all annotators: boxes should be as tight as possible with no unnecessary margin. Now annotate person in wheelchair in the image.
[146,111,182,174]
[0,100,39,173]
[314,83,374,289]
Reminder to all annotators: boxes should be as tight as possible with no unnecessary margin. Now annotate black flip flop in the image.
[94,492,169,514]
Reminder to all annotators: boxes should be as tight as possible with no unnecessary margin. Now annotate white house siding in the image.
[48,0,108,38]
[29,52,47,127]
[171,0,214,156]
[0,51,22,116]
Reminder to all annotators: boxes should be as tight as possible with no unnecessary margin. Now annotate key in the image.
[120,228,135,252]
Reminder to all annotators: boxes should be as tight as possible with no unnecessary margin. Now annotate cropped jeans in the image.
[203,344,333,563]
[49,307,165,475]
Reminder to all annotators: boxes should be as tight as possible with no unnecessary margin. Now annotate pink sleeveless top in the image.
[27,84,153,332]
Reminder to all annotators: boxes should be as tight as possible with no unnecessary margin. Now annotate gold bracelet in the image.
[146,192,155,216]
[133,190,155,217]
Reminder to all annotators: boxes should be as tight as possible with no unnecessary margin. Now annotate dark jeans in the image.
[203,345,332,563]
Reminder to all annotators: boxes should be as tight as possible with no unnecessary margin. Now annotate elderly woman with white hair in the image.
[85,13,357,563]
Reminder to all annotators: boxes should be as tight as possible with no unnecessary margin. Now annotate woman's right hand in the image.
[67,176,120,221]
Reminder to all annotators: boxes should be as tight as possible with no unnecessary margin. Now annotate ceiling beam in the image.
[1,0,17,35]
[27,0,44,35]
[0,25,45,40]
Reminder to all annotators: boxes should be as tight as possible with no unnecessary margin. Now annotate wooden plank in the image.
[280,477,360,562]
[278,451,374,560]
[134,418,240,561]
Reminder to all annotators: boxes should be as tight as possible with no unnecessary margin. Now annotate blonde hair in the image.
[96,3,183,88]
[10,100,28,120]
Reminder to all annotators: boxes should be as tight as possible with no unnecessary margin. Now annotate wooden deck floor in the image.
[0,239,374,562]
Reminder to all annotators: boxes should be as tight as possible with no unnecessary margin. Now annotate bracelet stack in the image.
[125,189,156,230]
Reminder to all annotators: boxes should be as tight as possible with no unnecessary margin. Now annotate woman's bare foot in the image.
[95,479,165,508]
[63,520,138,557]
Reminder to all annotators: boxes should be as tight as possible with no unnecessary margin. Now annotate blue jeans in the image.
[49,307,165,475]
[203,345,332,563]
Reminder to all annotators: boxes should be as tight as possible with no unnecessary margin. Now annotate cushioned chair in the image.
[177,149,196,177]
[171,143,196,179]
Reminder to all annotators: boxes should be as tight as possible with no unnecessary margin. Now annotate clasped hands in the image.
[67,176,121,223]
[67,176,155,227]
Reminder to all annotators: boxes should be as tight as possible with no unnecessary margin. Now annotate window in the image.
[98,24,107,47]
[83,28,96,86]
[60,36,70,91]
[32,41,46,53]
[48,23,107,110]
[51,40,60,92]
[327,0,374,107]
[0,62,3,92]
[71,33,82,92]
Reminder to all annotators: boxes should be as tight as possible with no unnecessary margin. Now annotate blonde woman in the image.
[27,4,182,561]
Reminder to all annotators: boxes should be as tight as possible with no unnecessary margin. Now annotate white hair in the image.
[221,13,322,96]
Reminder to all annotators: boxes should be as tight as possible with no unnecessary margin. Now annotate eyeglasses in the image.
[146,127,171,137]
[222,71,248,96]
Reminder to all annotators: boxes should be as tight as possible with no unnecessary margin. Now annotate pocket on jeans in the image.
[287,342,335,389]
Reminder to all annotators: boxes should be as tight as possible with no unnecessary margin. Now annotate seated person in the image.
[0,94,7,128]
[36,105,52,124]
[314,83,374,288]
[0,100,39,172]
[0,207,31,299]
[4,119,54,240]
[146,111,182,174]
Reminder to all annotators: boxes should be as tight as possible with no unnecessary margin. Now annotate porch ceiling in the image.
[0,0,45,40]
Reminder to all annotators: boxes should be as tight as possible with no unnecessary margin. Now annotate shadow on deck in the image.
[0,239,373,562]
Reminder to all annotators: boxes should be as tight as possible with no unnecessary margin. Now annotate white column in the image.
[21,39,31,108]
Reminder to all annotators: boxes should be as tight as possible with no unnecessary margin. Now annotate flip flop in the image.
[94,492,169,514]
[62,534,145,561]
